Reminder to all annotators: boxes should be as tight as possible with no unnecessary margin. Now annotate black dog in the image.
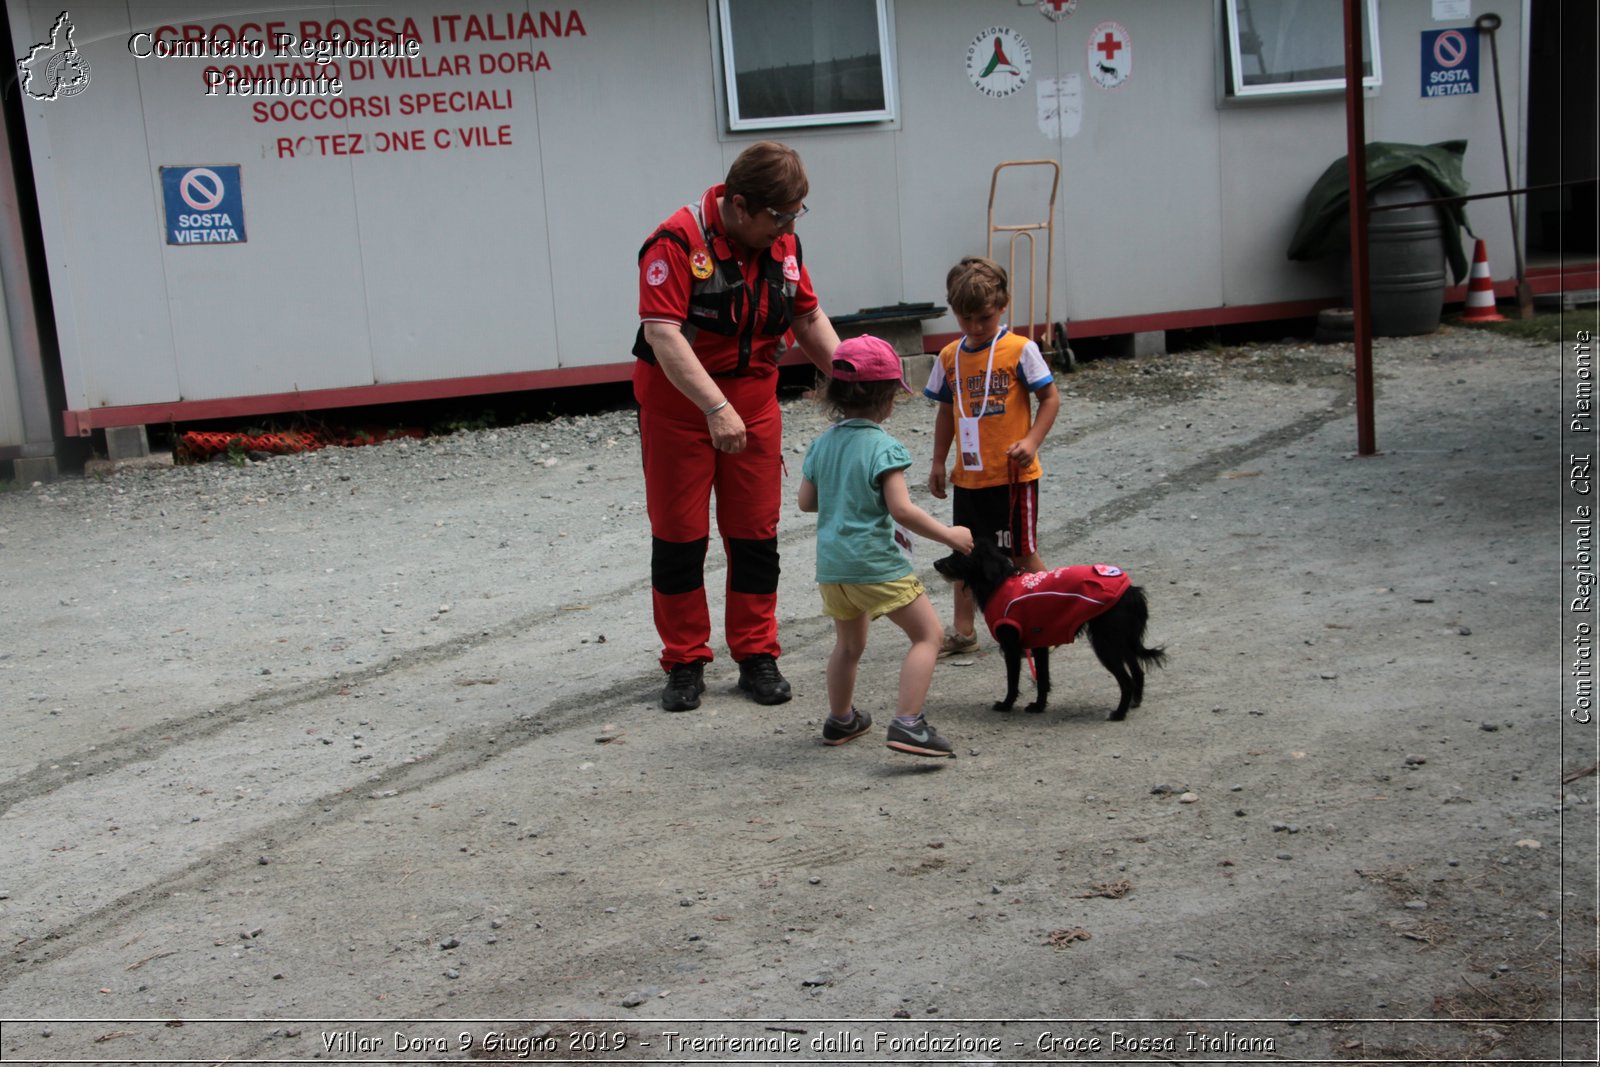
[934,541,1165,720]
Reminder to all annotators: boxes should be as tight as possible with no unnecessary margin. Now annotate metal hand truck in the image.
[986,159,1074,371]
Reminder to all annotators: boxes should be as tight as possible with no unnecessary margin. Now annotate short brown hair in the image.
[725,141,809,212]
[946,256,1009,317]
[821,375,899,420]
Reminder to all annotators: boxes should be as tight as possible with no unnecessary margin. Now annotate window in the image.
[1223,0,1382,98]
[718,0,897,131]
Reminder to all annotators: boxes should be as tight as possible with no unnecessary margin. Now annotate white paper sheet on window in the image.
[1433,0,1470,21]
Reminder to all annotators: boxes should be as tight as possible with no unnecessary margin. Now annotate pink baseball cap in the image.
[831,335,911,393]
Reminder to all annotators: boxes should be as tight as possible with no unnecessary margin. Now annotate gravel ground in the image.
[0,322,1595,1065]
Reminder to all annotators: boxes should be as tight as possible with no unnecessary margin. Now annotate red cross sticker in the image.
[1087,21,1131,89]
[1044,0,1073,12]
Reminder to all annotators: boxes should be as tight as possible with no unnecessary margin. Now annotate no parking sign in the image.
[161,165,246,244]
[1421,28,1478,96]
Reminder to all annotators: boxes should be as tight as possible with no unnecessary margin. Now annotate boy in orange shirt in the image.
[924,256,1061,654]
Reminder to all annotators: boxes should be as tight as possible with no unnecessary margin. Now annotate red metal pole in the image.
[1345,0,1376,456]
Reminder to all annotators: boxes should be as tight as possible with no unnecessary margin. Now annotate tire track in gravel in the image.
[0,597,633,817]
[1037,383,1357,556]
[0,682,606,983]
[0,386,1353,985]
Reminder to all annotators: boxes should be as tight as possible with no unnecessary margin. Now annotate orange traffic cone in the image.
[1459,238,1506,323]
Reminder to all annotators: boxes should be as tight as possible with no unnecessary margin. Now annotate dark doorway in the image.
[1525,0,1597,262]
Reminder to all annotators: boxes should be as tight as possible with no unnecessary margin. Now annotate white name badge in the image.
[957,415,984,472]
[894,522,915,562]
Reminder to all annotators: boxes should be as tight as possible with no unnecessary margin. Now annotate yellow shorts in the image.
[819,574,926,621]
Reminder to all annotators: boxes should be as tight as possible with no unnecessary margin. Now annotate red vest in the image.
[634,185,805,377]
[983,565,1130,648]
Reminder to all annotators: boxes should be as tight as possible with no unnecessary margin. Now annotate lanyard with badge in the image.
[953,327,1004,472]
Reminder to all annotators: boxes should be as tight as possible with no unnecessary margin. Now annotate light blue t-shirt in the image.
[801,419,914,585]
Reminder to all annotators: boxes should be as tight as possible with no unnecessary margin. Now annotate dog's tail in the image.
[1120,586,1167,668]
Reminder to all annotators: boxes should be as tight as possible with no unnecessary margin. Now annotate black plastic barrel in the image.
[1360,180,1447,336]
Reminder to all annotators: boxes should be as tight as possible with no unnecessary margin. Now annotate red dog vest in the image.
[984,564,1130,648]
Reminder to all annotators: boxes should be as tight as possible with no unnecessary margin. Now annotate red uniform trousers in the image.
[636,362,784,671]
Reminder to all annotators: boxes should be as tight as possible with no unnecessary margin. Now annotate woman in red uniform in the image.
[634,142,841,711]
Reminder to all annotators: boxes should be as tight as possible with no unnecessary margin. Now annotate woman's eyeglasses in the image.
[763,204,809,225]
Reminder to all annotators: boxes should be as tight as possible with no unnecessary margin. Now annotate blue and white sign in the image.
[1420,29,1478,97]
[161,165,246,244]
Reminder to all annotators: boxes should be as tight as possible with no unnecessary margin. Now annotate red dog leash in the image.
[1006,456,1040,681]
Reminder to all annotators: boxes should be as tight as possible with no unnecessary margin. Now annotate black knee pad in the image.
[652,537,708,596]
[727,536,779,595]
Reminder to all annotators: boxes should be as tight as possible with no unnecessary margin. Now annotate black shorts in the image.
[951,481,1039,557]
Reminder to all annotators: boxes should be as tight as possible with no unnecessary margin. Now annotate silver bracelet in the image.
[703,399,730,418]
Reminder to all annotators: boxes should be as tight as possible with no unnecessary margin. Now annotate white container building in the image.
[0,1,1591,471]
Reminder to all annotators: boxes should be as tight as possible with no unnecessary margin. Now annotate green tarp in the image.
[1287,140,1473,284]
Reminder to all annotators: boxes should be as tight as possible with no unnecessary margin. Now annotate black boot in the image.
[660,662,706,712]
[736,654,791,705]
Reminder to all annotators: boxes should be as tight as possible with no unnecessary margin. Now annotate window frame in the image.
[716,0,899,132]
[1221,0,1383,100]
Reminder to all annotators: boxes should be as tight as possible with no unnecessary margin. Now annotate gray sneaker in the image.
[885,716,955,758]
[937,627,979,658]
[822,707,873,746]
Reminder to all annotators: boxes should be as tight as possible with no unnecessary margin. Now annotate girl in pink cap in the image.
[798,336,974,758]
